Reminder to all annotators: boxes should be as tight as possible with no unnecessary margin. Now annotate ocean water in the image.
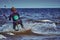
[0,8,60,21]
[0,8,60,40]
[0,8,60,28]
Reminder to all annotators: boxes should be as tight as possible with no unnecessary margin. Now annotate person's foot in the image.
[15,30,18,31]
[21,28,25,30]
[14,29,19,31]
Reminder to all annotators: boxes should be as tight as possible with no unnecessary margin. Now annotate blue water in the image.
[0,8,60,20]
[0,8,60,27]
[0,8,60,40]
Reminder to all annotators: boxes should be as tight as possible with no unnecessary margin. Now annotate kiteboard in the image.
[0,28,31,36]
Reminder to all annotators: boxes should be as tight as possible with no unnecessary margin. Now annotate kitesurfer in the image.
[9,7,24,31]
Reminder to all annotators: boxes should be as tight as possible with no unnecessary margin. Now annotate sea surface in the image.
[0,8,60,40]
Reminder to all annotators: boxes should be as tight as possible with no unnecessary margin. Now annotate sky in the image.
[0,0,60,8]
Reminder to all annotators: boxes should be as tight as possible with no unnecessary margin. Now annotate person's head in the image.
[11,7,17,13]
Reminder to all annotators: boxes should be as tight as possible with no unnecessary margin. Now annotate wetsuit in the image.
[9,12,24,30]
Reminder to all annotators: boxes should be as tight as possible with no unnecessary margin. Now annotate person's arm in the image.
[17,13,23,23]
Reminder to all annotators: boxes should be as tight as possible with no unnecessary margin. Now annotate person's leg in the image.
[13,22,19,31]
[13,23,16,30]
[20,22,24,28]
[18,20,24,28]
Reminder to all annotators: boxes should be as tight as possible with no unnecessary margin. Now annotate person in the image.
[9,7,24,31]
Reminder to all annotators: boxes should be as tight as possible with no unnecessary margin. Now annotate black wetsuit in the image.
[9,12,24,30]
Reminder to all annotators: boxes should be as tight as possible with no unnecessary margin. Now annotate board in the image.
[0,29,32,35]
